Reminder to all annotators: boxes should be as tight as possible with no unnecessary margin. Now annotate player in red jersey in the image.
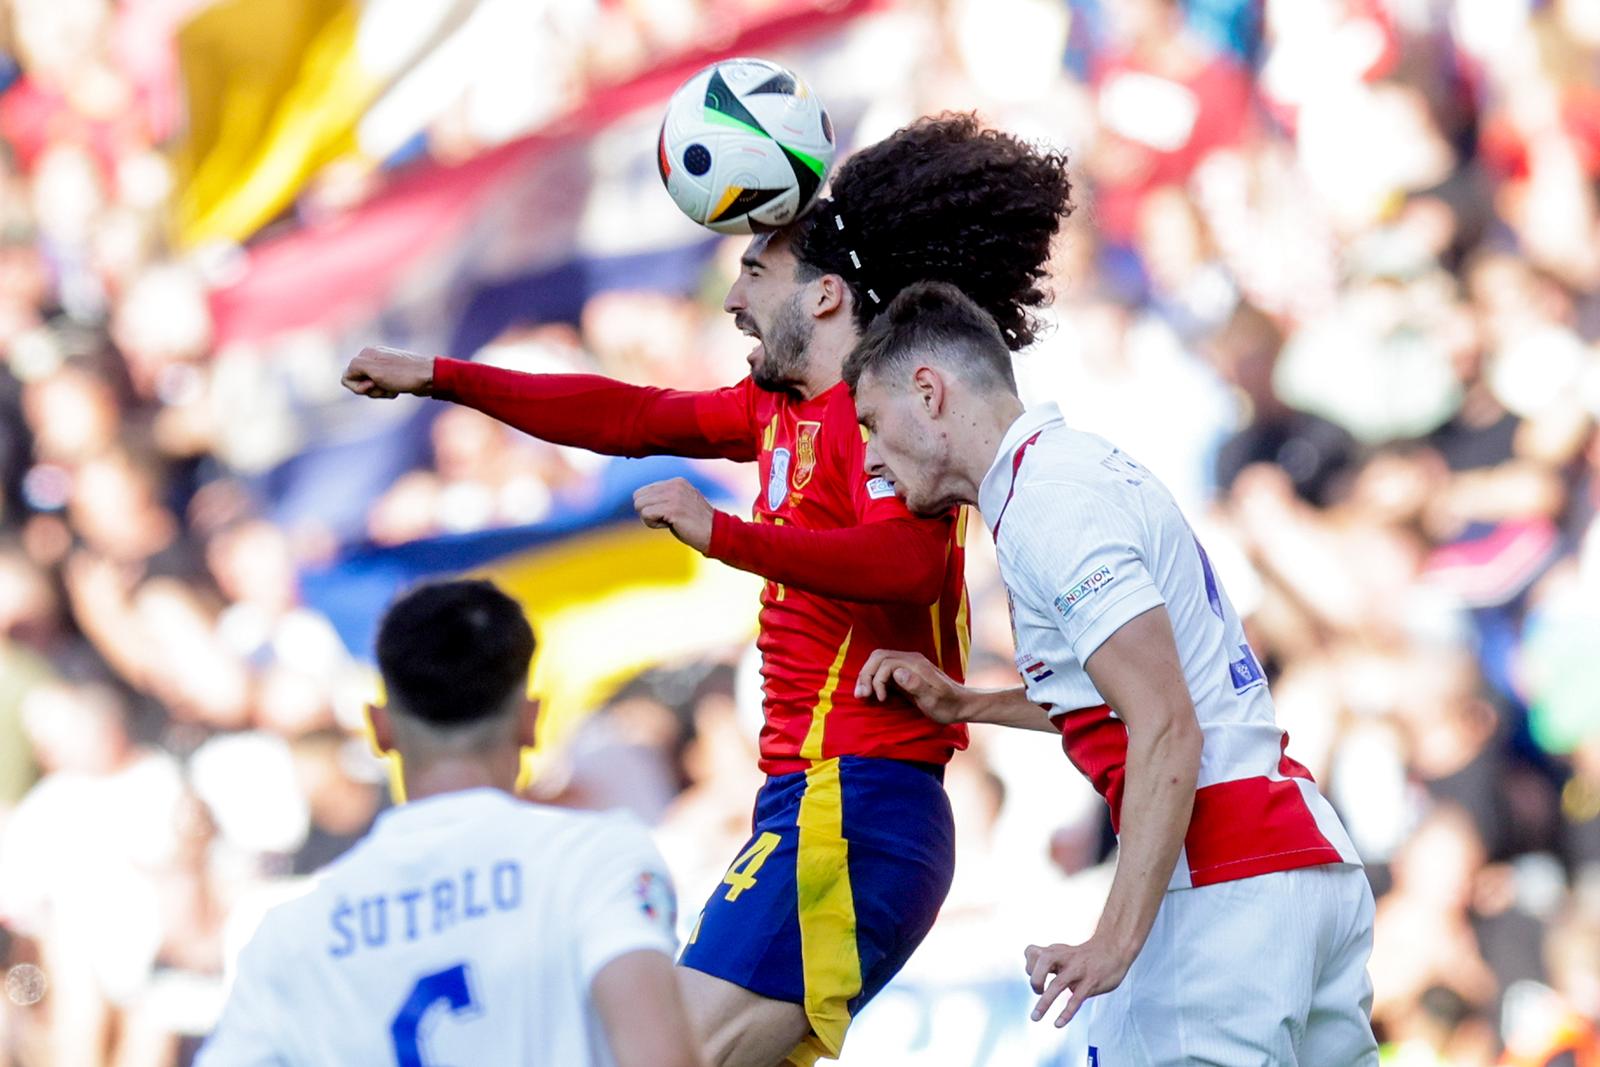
[342,114,1072,1067]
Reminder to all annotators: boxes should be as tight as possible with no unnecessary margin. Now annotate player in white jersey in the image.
[197,580,702,1067]
[841,282,1378,1066]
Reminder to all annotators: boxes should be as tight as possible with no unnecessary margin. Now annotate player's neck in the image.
[961,394,1028,495]
[399,758,518,803]
[794,319,855,401]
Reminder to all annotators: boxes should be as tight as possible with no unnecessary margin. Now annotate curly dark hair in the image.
[791,113,1072,351]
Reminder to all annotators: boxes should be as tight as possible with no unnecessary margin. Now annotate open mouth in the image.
[737,317,763,362]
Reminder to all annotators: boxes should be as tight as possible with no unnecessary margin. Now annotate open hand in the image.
[853,649,971,723]
[1023,938,1135,1029]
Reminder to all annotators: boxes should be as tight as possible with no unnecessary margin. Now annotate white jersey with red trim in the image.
[979,402,1360,891]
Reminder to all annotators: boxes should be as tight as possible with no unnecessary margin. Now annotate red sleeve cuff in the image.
[708,509,739,563]
[429,355,458,397]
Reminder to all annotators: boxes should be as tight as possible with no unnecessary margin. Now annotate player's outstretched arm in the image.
[634,478,953,604]
[1025,605,1202,1029]
[854,650,1057,731]
[593,950,705,1067]
[341,346,759,461]
[708,511,951,605]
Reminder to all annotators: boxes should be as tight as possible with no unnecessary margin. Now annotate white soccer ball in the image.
[656,57,836,236]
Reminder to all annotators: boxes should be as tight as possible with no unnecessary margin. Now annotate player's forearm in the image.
[1093,712,1201,960]
[707,512,947,604]
[961,686,1058,732]
[431,358,754,461]
[594,951,704,1067]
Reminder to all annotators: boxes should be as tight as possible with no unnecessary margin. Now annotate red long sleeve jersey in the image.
[433,360,970,774]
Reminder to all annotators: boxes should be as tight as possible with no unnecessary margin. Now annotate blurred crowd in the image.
[2,0,1600,1065]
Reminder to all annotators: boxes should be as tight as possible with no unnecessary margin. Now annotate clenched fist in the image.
[341,346,436,399]
[633,478,715,554]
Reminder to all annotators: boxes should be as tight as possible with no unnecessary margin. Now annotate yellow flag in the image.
[174,0,379,245]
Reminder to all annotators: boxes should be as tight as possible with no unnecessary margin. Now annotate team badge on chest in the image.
[768,449,792,510]
[793,421,821,490]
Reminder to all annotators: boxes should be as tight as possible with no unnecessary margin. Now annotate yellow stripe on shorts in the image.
[784,1036,827,1066]
[794,756,861,1058]
[799,630,852,761]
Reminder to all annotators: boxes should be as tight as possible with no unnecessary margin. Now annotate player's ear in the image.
[813,272,850,318]
[365,703,395,756]
[517,698,540,750]
[912,365,946,416]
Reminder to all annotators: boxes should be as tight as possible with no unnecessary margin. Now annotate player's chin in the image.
[901,489,945,518]
[751,362,796,394]
[921,489,969,517]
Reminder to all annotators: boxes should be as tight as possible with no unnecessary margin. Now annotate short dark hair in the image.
[843,281,1018,395]
[375,580,535,729]
[792,113,1072,350]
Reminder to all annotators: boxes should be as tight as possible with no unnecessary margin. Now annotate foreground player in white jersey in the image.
[844,283,1378,1066]
[198,580,701,1067]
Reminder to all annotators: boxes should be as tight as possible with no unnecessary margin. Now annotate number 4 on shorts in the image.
[721,832,781,901]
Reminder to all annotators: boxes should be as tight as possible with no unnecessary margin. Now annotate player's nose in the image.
[863,439,886,478]
[722,278,744,315]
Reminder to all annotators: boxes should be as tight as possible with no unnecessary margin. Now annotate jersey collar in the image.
[978,402,1065,532]
[370,787,519,837]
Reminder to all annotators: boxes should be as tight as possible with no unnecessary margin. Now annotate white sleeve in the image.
[1009,486,1167,665]
[572,816,679,987]
[194,920,292,1067]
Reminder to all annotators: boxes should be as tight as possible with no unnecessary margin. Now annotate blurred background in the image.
[1,0,1599,1064]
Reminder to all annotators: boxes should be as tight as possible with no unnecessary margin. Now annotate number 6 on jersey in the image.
[391,963,480,1067]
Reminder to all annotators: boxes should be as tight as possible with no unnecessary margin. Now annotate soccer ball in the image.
[657,57,835,235]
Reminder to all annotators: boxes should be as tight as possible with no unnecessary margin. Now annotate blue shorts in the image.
[678,756,955,1059]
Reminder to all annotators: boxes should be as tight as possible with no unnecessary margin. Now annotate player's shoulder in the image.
[1013,428,1142,506]
[737,374,774,413]
[502,806,666,903]
[510,801,652,837]
[998,430,1162,547]
[492,802,660,863]
[228,870,336,970]
[811,381,867,437]
[304,796,650,885]
[1029,425,1130,477]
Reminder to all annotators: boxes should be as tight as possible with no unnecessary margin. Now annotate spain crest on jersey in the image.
[793,421,821,490]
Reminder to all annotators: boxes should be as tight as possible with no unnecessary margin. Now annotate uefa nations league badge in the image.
[768,448,792,510]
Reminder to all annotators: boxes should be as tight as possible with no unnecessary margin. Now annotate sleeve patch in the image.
[634,870,676,930]
[866,477,897,500]
[1053,566,1115,619]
